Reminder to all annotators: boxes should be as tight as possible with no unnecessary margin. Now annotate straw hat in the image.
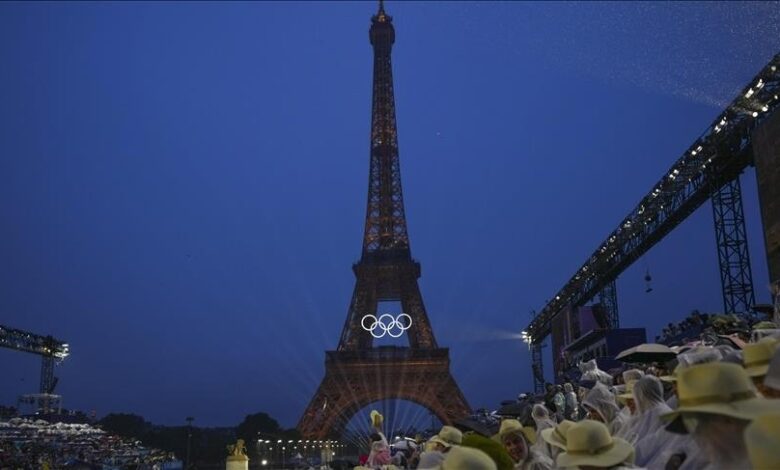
[661,362,780,434]
[764,347,780,391]
[493,419,536,445]
[743,339,779,377]
[441,446,497,470]
[370,410,384,427]
[541,420,574,450]
[429,425,462,448]
[617,380,637,403]
[744,413,780,469]
[556,420,634,469]
[659,364,681,383]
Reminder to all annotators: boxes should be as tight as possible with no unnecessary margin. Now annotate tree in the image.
[236,412,282,443]
[98,413,150,438]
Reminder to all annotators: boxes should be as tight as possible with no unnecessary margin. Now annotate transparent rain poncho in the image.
[624,376,672,449]
[578,359,614,385]
[582,382,628,436]
[564,383,578,420]
[530,404,556,460]
[622,368,645,384]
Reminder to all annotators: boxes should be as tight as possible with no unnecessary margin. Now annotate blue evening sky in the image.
[1,1,779,428]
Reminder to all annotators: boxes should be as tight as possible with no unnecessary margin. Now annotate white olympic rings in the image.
[361,313,413,338]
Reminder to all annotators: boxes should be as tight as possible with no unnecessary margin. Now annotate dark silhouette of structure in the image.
[0,324,69,413]
[524,53,780,392]
[0,324,69,395]
[297,1,470,439]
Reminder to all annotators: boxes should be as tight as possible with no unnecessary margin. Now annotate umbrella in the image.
[616,343,676,363]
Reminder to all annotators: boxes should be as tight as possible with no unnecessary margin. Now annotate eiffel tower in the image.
[297,1,471,439]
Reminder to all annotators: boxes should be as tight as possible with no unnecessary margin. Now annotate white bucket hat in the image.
[556,420,634,469]
[441,446,497,470]
[429,425,462,448]
[661,362,780,433]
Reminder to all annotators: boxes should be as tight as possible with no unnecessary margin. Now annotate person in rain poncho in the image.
[563,383,578,420]
[529,404,556,460]
[616,369,645,432]
[579,359,613,385]
[531,404,555,436]
[581,382,629,437]
[628,376,675,465]
[660,362,780,470]
[494,419,552,470]
[552,386,565,422]
[367,411,391,468]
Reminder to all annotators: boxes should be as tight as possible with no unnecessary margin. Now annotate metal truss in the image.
[523,53,780,344]
[1,324,69,394]
[597,280,620,329]
[711,177,756,313]
[531,342,545,394]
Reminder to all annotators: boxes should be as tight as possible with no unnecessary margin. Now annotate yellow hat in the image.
[660,364,682,383]
[429,425,462,448]
[744,413,780,469]
[441,446,497,470]
[556,420,634,469]
[493,419,536,445]
[617,380,637,403]
[541,420,574,450]
[370,410,383,427]
[661,362,780,434]
[743,340,779,377]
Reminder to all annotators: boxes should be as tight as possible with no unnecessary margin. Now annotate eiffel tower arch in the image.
[297,1,471,439]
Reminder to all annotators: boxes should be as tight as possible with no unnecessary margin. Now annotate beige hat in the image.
[541,419,574,450]
[661,362,780,433]
[744,413,780,469]
[370,410,384,427]
[556,420,634,469]
[429,425,462,448]
[743,340,779,377]
[617,380,637,403]
[441,446,497,470]
[659,364,682,383]
[493,419,536,445]
[764,346,780,390]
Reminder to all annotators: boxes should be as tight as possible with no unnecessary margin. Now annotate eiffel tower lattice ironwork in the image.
[297,2,470,439]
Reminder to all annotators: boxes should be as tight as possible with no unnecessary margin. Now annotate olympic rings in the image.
[361,313,413,338]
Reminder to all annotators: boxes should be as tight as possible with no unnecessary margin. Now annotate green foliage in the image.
[96,411,297,465]
[98,413,151,438]
[236,412,282,443]
[461,433,515,470]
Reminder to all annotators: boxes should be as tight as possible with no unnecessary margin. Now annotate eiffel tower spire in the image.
[363,0,409,259]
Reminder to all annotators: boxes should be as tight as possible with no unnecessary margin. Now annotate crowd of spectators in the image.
[655,310,711,345]
[0,418,180,470]
[355,316,780,469]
